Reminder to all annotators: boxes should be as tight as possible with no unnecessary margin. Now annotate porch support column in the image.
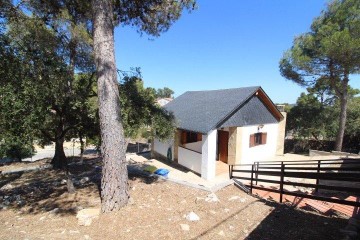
[201,129,217,180]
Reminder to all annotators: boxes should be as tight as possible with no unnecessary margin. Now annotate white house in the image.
[152,86,286,180]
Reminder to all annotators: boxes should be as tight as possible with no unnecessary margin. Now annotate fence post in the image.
[255,162,259,185]
[315,160,321,193]
[250,164,254,194]
[279,161,284,203]
[229,165,233,179]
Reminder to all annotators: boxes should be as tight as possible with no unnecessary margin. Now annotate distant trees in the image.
[155,87,174,98]
[280,0,360,151]
[287,86,360,151]
[119,73,175,148]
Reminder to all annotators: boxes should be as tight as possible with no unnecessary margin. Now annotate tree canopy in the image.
[279,0,360,150]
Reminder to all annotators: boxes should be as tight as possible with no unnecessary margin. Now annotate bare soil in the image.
[0,157,349,240]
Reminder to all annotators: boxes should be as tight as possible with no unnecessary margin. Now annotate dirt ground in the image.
[0,157,349,240]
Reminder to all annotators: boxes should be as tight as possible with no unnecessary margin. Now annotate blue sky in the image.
[114,0,360,104]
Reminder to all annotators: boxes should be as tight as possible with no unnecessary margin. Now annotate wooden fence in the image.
[229,158,360,207]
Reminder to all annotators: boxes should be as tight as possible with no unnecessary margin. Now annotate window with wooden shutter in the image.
[262,132,267,144]
[249,132,267,147]
[249,134,255,147]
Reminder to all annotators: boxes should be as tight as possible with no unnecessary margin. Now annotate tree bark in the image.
[92,0,129,213]
[79,133,85,164]
[51,137,67,169]
[334,75,349,151]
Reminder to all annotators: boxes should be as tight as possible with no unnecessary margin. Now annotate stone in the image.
[180,224,190,231]
[39,216,46,221]
[128,197,135,205]
[218,230,225,236]
[80,177,90,184]
[1,183,14,190]
[49,208,60,215]
[185,212,200,221]
[228,196,246,202]
[61,179,67,184]
[76,208,100,226]
[84,235,91,240]
[205,193,219,203]
[209,210,216,215]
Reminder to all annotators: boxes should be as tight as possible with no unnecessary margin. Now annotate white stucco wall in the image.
[238,123,279,165]
[153,138,174,161]
[184,141,202,153]
[178,147,202,174]
[201,130,217,180]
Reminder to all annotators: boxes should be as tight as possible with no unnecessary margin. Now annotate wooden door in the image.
[218,130,229,163]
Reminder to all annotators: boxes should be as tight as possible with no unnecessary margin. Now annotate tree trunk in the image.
[51,137,67,169]
[334,76,349,151]
[92,0,129,213]
[79,133,85,164]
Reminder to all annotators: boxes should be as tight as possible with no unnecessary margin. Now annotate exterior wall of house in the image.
[153,138,174,161]
[276,112,287,155]
[178,147,202,174]
[237,123,279,165]
[228,127,242,165]
[184,141,202,153]
[201,130,217,180]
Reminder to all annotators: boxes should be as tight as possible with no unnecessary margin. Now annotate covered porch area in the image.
[175,127,237,180]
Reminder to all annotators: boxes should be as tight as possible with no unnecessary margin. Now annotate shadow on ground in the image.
[191,198,348,240]
[0,156,160,216]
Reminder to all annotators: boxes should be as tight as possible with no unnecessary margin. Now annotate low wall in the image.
[183,141,202,153]
[153,139,174,161]
[310,150,360,157]
[178,147,202,174]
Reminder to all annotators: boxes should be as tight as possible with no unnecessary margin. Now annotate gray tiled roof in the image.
[165,86,280,134]
[219,95,278,128]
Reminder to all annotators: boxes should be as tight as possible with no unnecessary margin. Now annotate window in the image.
[181,131,202,145]
[249,132,267,147]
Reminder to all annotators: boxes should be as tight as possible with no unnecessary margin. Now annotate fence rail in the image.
[229,158,360,207]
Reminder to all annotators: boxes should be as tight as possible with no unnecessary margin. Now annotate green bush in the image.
[0,140,34,161]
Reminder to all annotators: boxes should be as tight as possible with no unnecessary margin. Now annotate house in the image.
[156,98,173,107]
[152,86,287,180]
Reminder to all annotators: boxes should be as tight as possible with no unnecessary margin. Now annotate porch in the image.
[176,128,232,180]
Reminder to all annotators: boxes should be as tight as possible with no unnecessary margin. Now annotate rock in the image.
[228,196,246,202]
[229,225,234,230]
[61,179,67,184]
[243,229,249,234]
[69,230,80,234]
[128,197,135,205]
[180,224,190,231]
[49,208,60,215]
[80,177,90,184]
[76,208,100,226]
[1,183,14,190]
[218,230,225,236]
[84,235,91,240]
[195,197,204,203]
[39,216,46,221]
[224,208,230,213]
[209,210,216,215]
[205,193,219,203]
[185,212,200,221]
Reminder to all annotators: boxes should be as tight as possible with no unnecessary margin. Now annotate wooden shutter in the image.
[197,133,202,141]
[262,132,267,145]
[181,131,187,144]
[249,134,255,147]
